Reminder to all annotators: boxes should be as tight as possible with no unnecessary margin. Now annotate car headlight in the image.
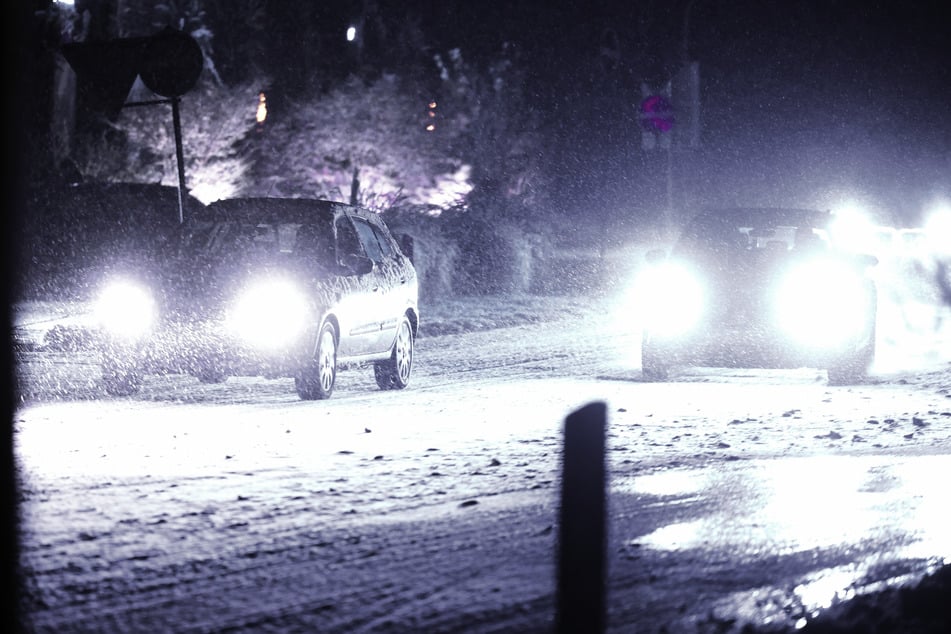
[95,279,157,340]
[634,261,706,336]
[774,258,870,347]
[227,278,310,349]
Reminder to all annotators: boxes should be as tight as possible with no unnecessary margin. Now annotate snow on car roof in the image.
[203,197,349,224]
[690,207,832,230]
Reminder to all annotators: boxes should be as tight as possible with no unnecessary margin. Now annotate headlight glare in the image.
[634,261,705,336]
[775,258,868,347]
[227,278,309,348]
[95,280,157,340]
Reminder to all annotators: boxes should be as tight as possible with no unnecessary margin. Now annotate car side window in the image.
[294,222,335,267]
[351,216,385,263]
[335,216,364,259]
[370,224,396,259]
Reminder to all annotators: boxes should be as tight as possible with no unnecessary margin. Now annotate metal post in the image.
[683,0,696,64]
[171,96,186,224]
[666,143,674,240]
[556,401,607,633]
[350,167,360,206]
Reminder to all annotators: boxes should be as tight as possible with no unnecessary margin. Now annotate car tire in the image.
[642,360,669,382]
[296,322,337,400]
[828,316,876,386]
[196,365,227,384]
[827,361,866,386]
[102,367,141,396]
[374,316,414,390]
[827,348,873,386]
[641,333,669,381]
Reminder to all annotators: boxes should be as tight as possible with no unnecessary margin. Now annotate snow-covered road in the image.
[12,293,951,632]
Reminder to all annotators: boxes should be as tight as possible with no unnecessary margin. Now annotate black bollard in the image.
[556,401,607,634]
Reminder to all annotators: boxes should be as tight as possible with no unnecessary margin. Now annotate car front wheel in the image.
[102,365,141,396]
[827,360,867,385]
[641,333,669,381]
[296,322,337,400]
[827,319,876,386]
[374,317,414,390]
[196,364,227,384]
[827,347,873,385]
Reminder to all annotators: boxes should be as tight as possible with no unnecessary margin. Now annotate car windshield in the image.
[674,209,831,260]
[175,217,337,270]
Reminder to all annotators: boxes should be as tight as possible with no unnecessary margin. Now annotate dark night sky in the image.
[25,1,951,226]
[392,0,951,226]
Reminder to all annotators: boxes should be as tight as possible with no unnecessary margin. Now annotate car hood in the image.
[122,255,340,323]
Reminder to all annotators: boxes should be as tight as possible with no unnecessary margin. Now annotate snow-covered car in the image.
[95,197,419,400]
[637,207,877,384]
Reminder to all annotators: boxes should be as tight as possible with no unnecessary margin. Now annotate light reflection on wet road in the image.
[614,454,951,625]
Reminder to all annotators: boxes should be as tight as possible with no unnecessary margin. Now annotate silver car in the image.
[96,197,419,399]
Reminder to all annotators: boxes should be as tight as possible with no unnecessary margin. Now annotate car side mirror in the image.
[645,248,667,264]
[340,253,374,275]
[397,233,415,264]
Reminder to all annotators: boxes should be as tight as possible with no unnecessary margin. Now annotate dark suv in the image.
[95,197,419,399]
[637,207,877,384]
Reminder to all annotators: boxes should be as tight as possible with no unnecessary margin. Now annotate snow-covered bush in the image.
[383,208,460,300]
[249,73,470,209]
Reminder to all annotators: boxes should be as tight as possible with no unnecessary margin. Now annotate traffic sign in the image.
[62,29,203,118]
[639,94,674,133]
[638,82,673,150]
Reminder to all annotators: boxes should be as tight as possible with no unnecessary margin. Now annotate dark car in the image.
[637,207,878,384]
[19,181,205,300]
[95,197,419,400]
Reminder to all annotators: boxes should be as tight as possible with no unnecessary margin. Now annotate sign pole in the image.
[171,96,186,224]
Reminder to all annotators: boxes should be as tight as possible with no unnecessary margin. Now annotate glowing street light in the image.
[426,101,436,131]
[346,26,357,42]
[256,92,267,124]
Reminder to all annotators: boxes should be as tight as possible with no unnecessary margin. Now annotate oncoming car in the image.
[95,197,419,400]
[636,208,877,384]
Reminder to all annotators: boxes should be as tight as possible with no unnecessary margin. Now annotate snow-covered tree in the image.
[431,46,554,295]
[68,0,261,202]
[434,45,548,223]
[247,72,470,210]
[74,77,262,203]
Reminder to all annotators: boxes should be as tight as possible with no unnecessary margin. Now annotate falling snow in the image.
[11,284,951,632]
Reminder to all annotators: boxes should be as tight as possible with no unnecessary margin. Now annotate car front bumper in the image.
[643,321,875,370]
[99,319,318,380]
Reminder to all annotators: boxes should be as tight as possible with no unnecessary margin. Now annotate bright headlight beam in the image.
[95,279,157,340]
[775,258,868,347]
[227,278,310,349]
[830,205,876,254]
[634,261,705,336]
